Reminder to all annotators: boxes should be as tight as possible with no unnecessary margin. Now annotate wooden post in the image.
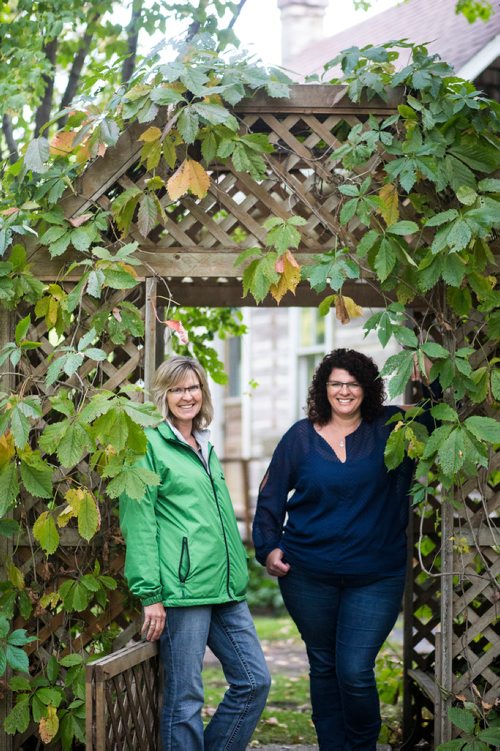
[0,309,13,751]
[436,496,454,744]
[144,278,158,400]
[402,509,415,742]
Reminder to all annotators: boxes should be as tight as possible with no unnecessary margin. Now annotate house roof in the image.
[288,0,500,78]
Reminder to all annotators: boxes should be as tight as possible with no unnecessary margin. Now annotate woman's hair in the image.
[307,348,385,425]
[152,355,214,429]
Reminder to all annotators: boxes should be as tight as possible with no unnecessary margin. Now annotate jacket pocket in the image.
[178,537,191,583]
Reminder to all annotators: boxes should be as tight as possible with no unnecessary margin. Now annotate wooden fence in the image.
[86,641,160,750]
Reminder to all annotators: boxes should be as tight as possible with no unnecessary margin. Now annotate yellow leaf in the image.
[7,562,25,590]
[0,432,15,468]
[378,183,399,227]
[47,297,59,328]
[39,705,59,744]
[40,591,60,609]
[57,505,76,528]
[342,294,363,320]
[270,251,301,304]
[49,131,76,156]
[167,158,210,201]
[138,126,162,143]
[58,488,84,527]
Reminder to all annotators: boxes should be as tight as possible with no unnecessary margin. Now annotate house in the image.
[211,0,499,530]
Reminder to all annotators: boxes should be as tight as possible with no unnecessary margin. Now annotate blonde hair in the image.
[151,355,214,429]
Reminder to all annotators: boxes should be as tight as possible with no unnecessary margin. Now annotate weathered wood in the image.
[144,277,157,400]
[0,309,13,751]
[408,669,438,703]
[437,499,454,745]
[86,641,160,750]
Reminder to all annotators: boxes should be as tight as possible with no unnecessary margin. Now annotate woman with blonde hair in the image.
[120,355,270,751]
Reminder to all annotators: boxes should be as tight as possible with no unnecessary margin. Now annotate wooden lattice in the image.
[86,641,160,750]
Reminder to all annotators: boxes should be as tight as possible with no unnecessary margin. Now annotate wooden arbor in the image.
[4,85,499,749]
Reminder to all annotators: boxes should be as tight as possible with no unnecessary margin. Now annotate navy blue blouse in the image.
[253,406,419,578]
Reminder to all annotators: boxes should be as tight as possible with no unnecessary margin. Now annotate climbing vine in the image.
[0,23,498,748]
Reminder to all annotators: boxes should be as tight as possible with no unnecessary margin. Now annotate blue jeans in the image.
[159,600,270,751]
[279,567,405,751]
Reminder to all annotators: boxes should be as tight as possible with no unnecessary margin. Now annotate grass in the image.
[202,614,404,747]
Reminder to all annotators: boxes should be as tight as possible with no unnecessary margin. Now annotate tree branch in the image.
[121,0,143,84]
[59,14,100,124]
[227,0,249,29]
[34,39,58,137]
[2,114,19,163]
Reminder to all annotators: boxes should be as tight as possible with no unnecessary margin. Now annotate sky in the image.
[233,0,400,66]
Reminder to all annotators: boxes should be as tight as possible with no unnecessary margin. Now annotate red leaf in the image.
[165,320,189,345]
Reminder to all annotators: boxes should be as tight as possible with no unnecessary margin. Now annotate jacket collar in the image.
[156,420,212,465]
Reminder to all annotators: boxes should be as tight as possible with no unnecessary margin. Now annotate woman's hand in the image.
[265,548,290,578]
[142,602,166,642]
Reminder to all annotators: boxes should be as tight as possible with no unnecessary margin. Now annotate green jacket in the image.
[119,422,249,607]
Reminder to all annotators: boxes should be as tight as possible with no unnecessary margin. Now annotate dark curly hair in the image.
[307,349,385,425]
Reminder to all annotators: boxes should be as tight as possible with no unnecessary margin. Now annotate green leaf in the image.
[9,675,31,691]
[384,427,405,470]
[33,511,59,555]
[25,137,50,173]
[265,219,302,252]
[106,465,159,500]
[478,727,500,744]
[357,230,379,258]
[437,428,465,476]
[15,315,31,345]
[456,186,477,206]
[339,198,358,225]
[4,696,30,734]
[0,462,19,515]
[386,220,419,235]
[421,342,449,359]
[150,86,184,105]
[447,219,472,253]
[137,193,158,238]
[36,687,63,706]
[20,454,53,499]
[374,238,396,282]
[0,518,20,537]
[424,209,458,227]
[58,580,92,612]
[464,416,500,444]
[6,644,30,672]
[387,351,415,398]
[122,400,161,427]
[57,422,92,467]
[448,706,475,735]
[10,407,30,448]
[430,404,458,422]
[58,653,83,667]
[178,107,199,144]
[435,741,465,751]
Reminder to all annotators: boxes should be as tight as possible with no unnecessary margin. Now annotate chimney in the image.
[278,0,329,68]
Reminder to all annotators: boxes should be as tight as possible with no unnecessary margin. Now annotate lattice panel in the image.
[86,641,160,750]
[451,473,500,703]
[93,112,375,271]
[9,284,147,748]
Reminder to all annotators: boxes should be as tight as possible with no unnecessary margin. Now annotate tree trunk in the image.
[34,39,58,137]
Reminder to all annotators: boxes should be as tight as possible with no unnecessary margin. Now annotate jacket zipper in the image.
[169,437,232,601]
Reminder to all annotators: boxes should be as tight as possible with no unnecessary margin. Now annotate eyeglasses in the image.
[167,384,202,396]
[326,381,362,391]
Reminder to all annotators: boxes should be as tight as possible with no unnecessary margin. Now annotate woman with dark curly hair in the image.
[253,348,433,751]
